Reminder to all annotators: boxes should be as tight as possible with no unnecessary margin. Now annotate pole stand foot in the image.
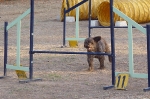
[103,85,114,90]
[19,78,42,84]
[143,87,150,92]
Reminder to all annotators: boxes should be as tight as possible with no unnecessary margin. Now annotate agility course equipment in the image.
[67,6,80,46]
[2,9,30,77]
[1,0,111,83]
[62,0,89,46]
[60,0,108,21]
[1,0,150,92]
[113,7,147,78]
[35,0,150,91]
[1,2,42,82]
[115,73,129,90]
[97,0,150,26]
[102,0,150,92]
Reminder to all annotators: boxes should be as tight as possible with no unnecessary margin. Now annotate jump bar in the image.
[31,50,112,56]
[90,26,146,29]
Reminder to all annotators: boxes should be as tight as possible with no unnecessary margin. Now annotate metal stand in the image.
[143,24,150,92]
[103,0,115,90]
[19,78,42,84]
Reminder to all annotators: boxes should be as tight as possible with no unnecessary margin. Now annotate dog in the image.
[84,36,112,71]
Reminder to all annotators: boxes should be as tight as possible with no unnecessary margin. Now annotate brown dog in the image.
[84,36,112,71]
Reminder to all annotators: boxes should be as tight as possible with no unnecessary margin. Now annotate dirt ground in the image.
[0,0,150,99]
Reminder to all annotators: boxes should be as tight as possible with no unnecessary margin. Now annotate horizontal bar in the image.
[31,50,112,56]
[115,72,148,78]
[90,26,146,29]
[66,38,85,41]
[65,0,88,13]
[131,73,148,78]
[6,64,29,71]
[115,72,129,76]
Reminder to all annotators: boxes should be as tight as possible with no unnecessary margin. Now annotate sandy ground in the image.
[0,0,150,99]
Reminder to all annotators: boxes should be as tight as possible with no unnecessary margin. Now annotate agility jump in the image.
[1,0,150,92]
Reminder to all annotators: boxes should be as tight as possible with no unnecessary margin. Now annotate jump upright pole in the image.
[0,22,8,79]
[0,21,9,79]
[110,0,115,86]
[4,22,8,77]
[103,0,115,90]
[20,0,42,83]
[29,0,34,80]
[143,24,150,92]
[88,0,91,37]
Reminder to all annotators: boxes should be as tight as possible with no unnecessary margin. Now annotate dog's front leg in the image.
[99,55,105,69]
[87,55,94,71]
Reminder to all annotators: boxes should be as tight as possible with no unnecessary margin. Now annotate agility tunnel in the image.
[97,0,150,26]
[60,0,108,21]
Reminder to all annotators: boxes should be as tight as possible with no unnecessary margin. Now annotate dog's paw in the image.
[88,67,94,72]
[99,67,105,70]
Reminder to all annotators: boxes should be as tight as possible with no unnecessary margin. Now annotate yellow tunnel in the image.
[97,0,150,26]
[60,0,108,21]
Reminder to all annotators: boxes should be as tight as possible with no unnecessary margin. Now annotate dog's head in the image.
[84,36,101,52]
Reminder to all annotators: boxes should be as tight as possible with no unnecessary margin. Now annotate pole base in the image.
[19,78,42,84]
[61,45,67,48]
[143,87,150,92]
[0,76,6,79]
[103,85,114,90]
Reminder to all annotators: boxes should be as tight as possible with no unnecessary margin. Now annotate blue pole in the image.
[110,0,115,86]
[29,0,34,79]
[103,0,115,90]
[4,22,8,76]
[20,0,42,83]
[88,0,91,37]
[63,8,66,47]
[65,0,88,14]
[147,24,150,88]
[143,24,150,92]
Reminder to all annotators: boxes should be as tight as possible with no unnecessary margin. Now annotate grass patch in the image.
[47,73,62,81]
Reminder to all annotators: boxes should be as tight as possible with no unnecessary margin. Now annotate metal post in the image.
[110,0,115,86]
[143,24,150,92]
[103,0,115,90]
[63,8,66,47]
[88,0,91,37]
[147,25,150,88]
[4,22,8,77]
[29,0,34,79]
[19,0,42,83]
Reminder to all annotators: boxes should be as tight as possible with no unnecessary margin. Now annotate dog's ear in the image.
[93,36,101,42]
